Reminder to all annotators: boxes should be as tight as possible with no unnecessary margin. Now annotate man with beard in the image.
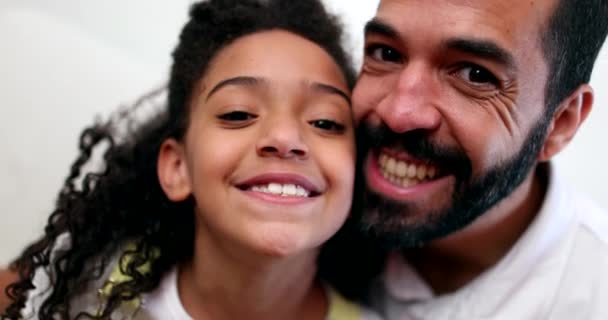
[352,0,608,318]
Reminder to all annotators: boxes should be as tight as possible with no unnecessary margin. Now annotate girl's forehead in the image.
[200,30,348,93]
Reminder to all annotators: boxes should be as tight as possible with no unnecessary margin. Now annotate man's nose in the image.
[256,117,309,159]
[375,63,442,133]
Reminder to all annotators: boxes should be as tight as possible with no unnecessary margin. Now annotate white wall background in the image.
[0,0,605,265]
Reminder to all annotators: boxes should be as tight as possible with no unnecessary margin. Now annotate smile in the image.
[378,152,440,188]
[249,183,311,198]
[235,173,322,200]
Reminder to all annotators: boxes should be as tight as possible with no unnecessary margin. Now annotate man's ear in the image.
[157,138,192,201]
[538,84,593,161]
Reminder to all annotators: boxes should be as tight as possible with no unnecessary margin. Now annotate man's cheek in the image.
[352,91,379,125]
[351,97,368,125]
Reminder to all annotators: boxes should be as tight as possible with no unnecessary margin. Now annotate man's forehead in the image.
[376,0,557,28]
[377,0,556,9]
[373,0,557,52]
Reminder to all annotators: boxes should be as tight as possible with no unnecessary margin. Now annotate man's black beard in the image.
[355,117,550,248]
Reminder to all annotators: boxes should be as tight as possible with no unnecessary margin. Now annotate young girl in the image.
[2,0,381,319]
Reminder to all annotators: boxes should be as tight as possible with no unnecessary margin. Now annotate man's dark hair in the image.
[543,0,608,113]
[2,1,355,319]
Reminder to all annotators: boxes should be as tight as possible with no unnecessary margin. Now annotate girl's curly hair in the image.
[2,0,359,318]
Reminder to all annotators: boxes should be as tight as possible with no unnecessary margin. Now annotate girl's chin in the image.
[252,233,313,258]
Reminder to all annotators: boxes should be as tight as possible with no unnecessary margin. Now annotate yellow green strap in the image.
[326,286,362,320]
[96,242,160,318]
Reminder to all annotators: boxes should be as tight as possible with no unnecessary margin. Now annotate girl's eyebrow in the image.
[309,81,351,105]
[206,76,350,104]
[206,76,263,101]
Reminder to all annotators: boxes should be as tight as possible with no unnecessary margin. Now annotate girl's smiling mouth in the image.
[235,173,322,200]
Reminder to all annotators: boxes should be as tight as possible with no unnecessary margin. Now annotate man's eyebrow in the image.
[310,82,351,105]
[364,18,399,39]
[206,76,264,101]
[364,19,517,72]
[445,38,517,71]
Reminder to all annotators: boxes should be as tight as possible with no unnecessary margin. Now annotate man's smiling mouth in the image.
[378,152,442,188]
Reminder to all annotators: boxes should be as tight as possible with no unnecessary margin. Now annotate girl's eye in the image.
[454,64,500,88]
[217,111,257,122]
[365,44,403,63]
[310,119,345,133]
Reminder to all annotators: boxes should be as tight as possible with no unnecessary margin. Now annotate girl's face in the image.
[158,30,355,258]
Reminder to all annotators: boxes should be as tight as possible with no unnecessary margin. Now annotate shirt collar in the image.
[384,251,434,302]
[383,163,577,312]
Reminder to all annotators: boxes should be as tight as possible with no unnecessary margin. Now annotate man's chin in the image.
[358,195,459,248]
[360,216,448,248]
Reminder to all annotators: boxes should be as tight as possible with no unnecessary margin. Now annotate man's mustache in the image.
[356,123,472,180]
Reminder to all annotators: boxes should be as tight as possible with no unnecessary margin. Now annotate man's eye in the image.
[217,111,256,122]
[310,119,345,133]
[365,44,403,63]
[455,65,499,87]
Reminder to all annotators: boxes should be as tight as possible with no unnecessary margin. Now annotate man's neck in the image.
[404,166,548,295]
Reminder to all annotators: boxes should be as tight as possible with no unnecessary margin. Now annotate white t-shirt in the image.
[369,164,608,320]
[22,242,382,320]
[139,267,189,319]
[141,267,382,320]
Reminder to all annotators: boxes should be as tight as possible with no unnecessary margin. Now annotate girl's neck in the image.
[177,231,327,320]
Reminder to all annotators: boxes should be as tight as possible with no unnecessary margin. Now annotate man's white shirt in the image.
[370,164,608,320]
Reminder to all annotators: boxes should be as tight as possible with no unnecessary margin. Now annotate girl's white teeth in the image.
[379,153,439,187]
[250,183,310,197]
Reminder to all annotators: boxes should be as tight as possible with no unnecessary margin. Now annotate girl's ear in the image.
[157,139,192,201]
[538,84,593,162]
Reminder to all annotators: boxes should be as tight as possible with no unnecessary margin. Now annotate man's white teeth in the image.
[250,183,310,197]
[379,153,438,187]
